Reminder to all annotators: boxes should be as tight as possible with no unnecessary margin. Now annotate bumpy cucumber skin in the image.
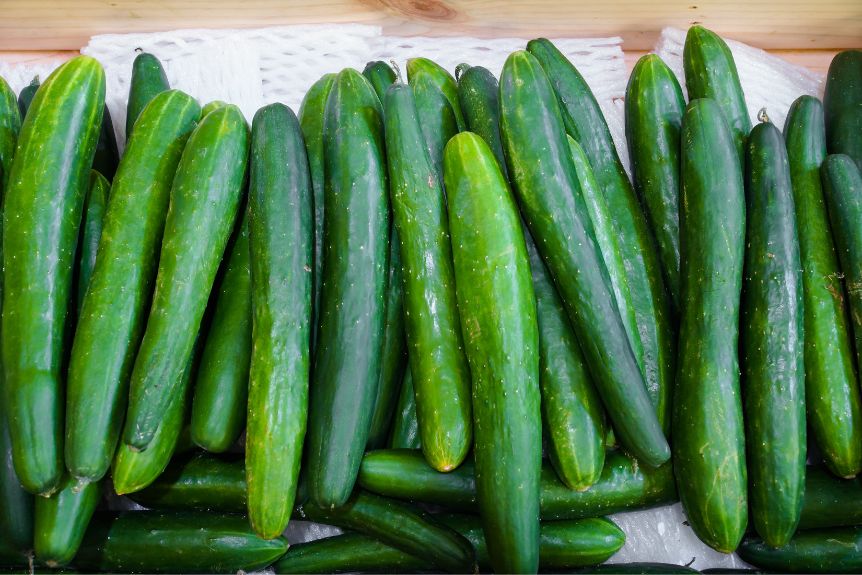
[785,96,862,478]
[824,50,862,171]
[75,171,110,315]
[306,69,389,509]
[407,58,462,179]
[799,465,862,530]
[125,52,169,139]
[388,369,421,450]
[246,103,312,539]
[675,98,748,553]
[33,475,100,567]
[499,49,669,467]
[65,90,201,483]
[625,54,685,310]
[16,76,39,120]
[682,25,751,165]
[92,105,119,181]
[3,56,105,495]
[190,213,251,454]
[274,532,425,574]
[457,65,508,179]
[738,526,862,574]
[527,38,675,437]
[74,512,288,574]
[741,120,806,547]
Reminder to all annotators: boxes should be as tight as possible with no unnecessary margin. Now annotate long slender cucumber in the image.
[92,105,119,181]
[362,60,396,103]
[407,57,462,179]
[0,76,19,191]
[389,368,421,450]
[456,64,508,179]
[75,170,110,315]
[799,465,862,529]
[125,52,169,139]
[274,532,425,574]
[738,526,862,574]
[824,50,862,170]
[33,476,100,567]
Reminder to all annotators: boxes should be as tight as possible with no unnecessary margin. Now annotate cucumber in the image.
[358,449,676,519]
[246,103,312,539]
[389,368,421,449]
[799,465,862,529]
[16,76,39,120]
[456,65,508,179]
[92,105,118,181]
[575,563,699,574]
[821,154,862,381]
[122,105,249,451]
[300,490,475,573]
[298,73,335,351]
[74,170,109,315]
[3,56,105,495]
[824,50,862,170]
[384,81,471,471]
[126,453,245,512]
[499,49,669,467]
[785,95,862,478]
[306,69,389,508]
[274,532,425,574]
[0,386,31,559]
[0,76,19,191]
[33,475,100,567]
[407,58,462,178]
[737,526,862,573]
[527,38,675,437]
[362,60,396,104]
[625,54,685,310]
[65,90,201,483]
[125,51,169,139]
[74,511,288,574]
[200,100,227,117]
[675,98,748,553]
[683,25,751,165]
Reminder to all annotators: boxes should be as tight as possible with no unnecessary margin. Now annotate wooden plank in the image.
[0,0,859,51]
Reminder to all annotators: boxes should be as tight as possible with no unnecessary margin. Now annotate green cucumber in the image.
[74,511,288,574]
[274,532,425,574]
[785,95,862,478]
[407,57,462,178]
[300,490,475,574]
[389,368,421,450]
[456,64,508,179]
[446,132,540,574]
[799,465,862,529]
[92,105,118,181]
[575,563,699,574]
[675,98,747,553]
[824,50,862,170]
[625,54,685,309]
[3,56,105,495]
[821,154,862,382]
[190,212,251,453]
[65,90,201,483]
[306,68,389,508]
[738,526,862,573]
[200,100,227,117]
[126,453,245,512]
[123,105,248,451]
[298,73,335,351]
[499,49,669,467]
[0,387,31,559]
[16,76,39,120]
[362,60,396,104]
[0,76,19,191]
[33,476,100,567]
[407,58,464,129]
[384,81,471,471]
[125,52,169,139]
[683,25,751,165]
[527,38,675,437]
[75,170,109,315]
[246,103,312,539]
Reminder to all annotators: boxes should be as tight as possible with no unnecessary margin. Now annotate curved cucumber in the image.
[457,65,508,179]
[799,465,862,529]
[3,56,105,495]
[362,60,396,104]
[675,98,748,553]
[625,54,684,310]
[741,118,805,547]
[92,105,119,181]
[125,52,169,139]
[824,50,862,170]
[17,76,39,120]
[75,170,109,315]
[389,368,421,450]
[499,49,669,467]
[274,532,425,574]
[65,90,201,483]
[306,69,389,508]
[738,526,862,574]
[407,58,462,179]
[33,475,100,567]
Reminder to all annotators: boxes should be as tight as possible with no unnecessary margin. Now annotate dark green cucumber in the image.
[123,105,248,451]
[246,103,312,539]
[16,76,39,120]
[499,49,669,467]
[306,68,389,508]
[527,38,675,437]
[125,51,169,139]
[407,57,462,179]
[358,449,676,519]
[822,154,862,380]
[575,563,699,574]
[274,532,425,574]
[33,476,100,567]
[824,50,862,171]
[127,453,245,512]
[363,60,396,104]
[389,368,421,449]
[0,384,31,559]
[0,76,19,191]
[385,82,471,471]
[445,132,540,574]
[200,100,227,117]
[190,212,251,453]
[74,511,288,574]
[3,56,104,495]
[799,465,862,529]
[785,95,862,478]
[298,73,335,352]
[457,65,508,179]
[300,490,475,573]
[92,105,118,181]
[75,170,109,315]
[741,116,805,547]
[675,98,747,553]
[682,25,751,166]
[625,54,684,309]
[65,90,201,483]
[738,526,862,573]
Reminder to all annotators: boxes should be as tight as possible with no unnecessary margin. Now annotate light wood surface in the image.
[0,0,859,51]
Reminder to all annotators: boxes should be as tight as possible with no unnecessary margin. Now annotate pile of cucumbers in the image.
[1,24,862,574]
